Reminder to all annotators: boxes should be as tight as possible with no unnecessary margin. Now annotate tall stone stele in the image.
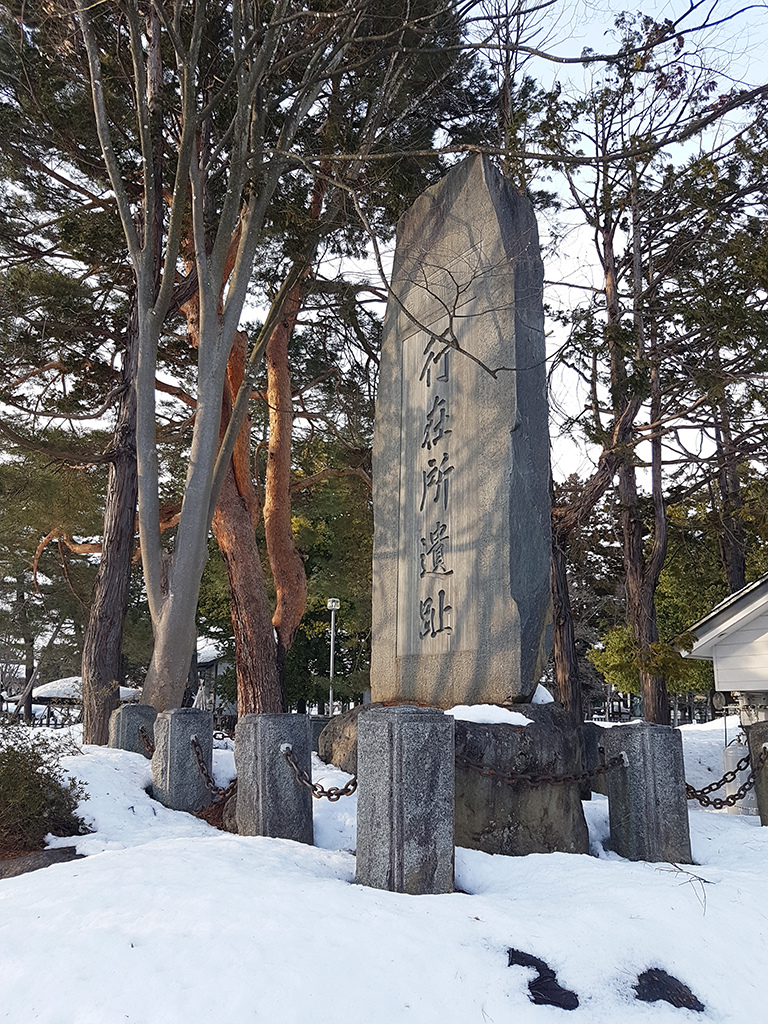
[371,155,551,707]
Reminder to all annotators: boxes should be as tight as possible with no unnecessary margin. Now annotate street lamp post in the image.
[327,598,340,716]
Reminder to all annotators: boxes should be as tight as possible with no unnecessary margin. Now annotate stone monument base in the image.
[318,702,589,857]
[454,706,589,856]
[318,703,384,774]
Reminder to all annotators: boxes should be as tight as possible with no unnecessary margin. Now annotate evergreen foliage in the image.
[1,0,766,719]
[0,727,88,855]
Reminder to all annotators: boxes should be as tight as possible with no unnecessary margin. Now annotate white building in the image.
[686,574,768,724]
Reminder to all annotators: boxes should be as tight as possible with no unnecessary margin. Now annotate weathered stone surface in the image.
[0,846,83,880]
[309,715,331,753]
[235,713,313,845]
[579,720,608,796]
[371,154,551,708]
[151,708,213,812]
[108,704,157,758]
[455,705,589,856]
[222,789,239,834]
[723,737,758,815]
[601,722,692,863]
[317,703,384,773]
[746,721,768,826]
[356,706,454,894]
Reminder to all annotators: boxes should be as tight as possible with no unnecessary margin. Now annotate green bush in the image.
[0,728,89,855]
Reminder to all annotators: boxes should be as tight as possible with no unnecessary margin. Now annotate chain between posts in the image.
[685,745,768,809]
[138,725,155,756]
[284,745,626,796]
[191,734,236,804]
[194,733,767,809]
[282,744,358,801]
[455,752,628,789]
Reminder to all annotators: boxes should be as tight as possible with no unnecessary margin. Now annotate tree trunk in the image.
[15,581,35,724]
[611,184,669,725]
[181,253,283,714]
[263,282,308,689]
[212,468,283,715]
[81,296,139,744]
[550,535,582,720]
[211,331,283,714]
[617,459,669,725]
[714,400,747,593]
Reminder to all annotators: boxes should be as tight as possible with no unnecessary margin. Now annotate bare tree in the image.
[546,18,767,721]
[70,0,488,711]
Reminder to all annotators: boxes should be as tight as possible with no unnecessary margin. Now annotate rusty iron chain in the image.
[190,734,235,803]
[193,733,766,810]
[138,725,155,756]
[455,752,627,789]
[283,745,358,801]
[686,745,768,809]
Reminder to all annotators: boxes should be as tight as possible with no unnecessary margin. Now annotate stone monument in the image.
[371,154,551,707]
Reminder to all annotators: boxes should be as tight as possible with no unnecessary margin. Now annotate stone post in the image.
[356,705,454,894]
[235,714,314,844]
[747,721,768,826]
[108,705,157,758]
[151,708,213,811]
[601,722,692,864]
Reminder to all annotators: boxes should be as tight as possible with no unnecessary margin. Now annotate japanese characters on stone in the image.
[417,336,455,642]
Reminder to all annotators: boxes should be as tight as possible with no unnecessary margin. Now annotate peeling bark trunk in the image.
[618,185,669,726]
[618,460,669,725]
[81,296,139,744]
[263,282,308,688]
[212,469,282,715]
[183,255,283,713]
[211,332,282,714]
[550,537,582,720]
[616,364,670,726]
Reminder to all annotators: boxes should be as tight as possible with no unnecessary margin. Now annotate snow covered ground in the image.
[1,716,766,1023]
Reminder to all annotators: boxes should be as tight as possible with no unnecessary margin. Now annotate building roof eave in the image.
[685,573,768,659]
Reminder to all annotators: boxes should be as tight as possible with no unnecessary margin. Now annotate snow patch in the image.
[532,683,555,704]
[32,676,140,702]
[445,704,533,726]
[0,719,765,1024]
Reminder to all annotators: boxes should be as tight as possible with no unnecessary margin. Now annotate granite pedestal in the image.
[108,704,157,758]
[151,708,213,812]
[747,721,768,826]
[455,706,589,856]
[601,722,692,863]
[356,705,454,894]
[235,713,313,844]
